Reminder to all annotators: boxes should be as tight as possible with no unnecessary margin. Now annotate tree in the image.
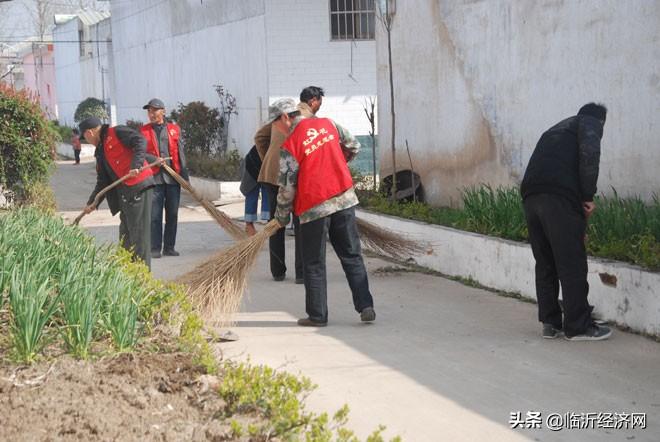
[362,96,377,190]
[74,97,108,123]
[376,0,397,198]
[213,84,238,154]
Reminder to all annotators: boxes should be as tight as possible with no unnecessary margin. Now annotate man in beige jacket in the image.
[255,99,314,282]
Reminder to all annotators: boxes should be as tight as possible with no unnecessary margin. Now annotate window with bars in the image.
[330,0,376,41]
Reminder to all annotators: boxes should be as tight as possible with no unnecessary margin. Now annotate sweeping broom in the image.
[355,217,426,259]
[178,219,280,325]
[160,163,246,241]
[72,158,167,225]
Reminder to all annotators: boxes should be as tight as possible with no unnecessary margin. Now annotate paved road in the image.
[52,159,660,441]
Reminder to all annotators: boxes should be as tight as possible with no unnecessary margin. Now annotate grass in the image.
[359,185,660,271]
[0,208,181,362]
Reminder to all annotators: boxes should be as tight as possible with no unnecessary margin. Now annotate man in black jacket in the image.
[520,103,611,341]
[80,117,160,269]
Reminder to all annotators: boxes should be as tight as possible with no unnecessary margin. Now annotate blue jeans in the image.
[244,184,269,222]
[151,183,181,252]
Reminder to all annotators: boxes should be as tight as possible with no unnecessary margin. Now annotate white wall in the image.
[53,19,83,126]
[109,0,378,153]
[110,0,268,152]
[376,0,660,205]
[53,17,114,126]
[264,0,377,137]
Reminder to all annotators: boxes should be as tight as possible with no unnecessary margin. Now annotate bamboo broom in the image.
[178,219,280,325]
[355,217,426,259]
[161,163,246,241]
[72,158,167,225]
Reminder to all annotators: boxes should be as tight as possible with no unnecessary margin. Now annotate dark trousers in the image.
[523,193,592,336]
[264,183,302,279]
[119,188,152,269]
[151,183,181,252]
[73,149,81,164]
[300,207,373,322]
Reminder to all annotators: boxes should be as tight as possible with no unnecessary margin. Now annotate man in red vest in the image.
[271,98,376,326]
[80,116,159,268]
[141,98,189,258]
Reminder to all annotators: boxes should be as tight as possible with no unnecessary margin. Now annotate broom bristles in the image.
[179,219,281,326]
[162,163,247,240]
[356,217,425,259]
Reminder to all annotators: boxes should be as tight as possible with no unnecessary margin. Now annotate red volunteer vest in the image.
[104,127,154,186]
[140,123,182,174]
[282,118,353,216]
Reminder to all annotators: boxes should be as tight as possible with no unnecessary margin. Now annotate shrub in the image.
[125,119,144,131]
[186,149,242,181]
[0,84,57,201]
[52,122,73,144]
[169,101,222,157]
[74,97,108,123]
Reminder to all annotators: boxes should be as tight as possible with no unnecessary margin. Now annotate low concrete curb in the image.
[189,176,242,203]
[357,209,660,337]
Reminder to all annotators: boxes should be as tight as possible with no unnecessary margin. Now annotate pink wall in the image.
[22,44,58,120]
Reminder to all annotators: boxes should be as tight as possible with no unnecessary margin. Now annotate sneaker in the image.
[297,317,327,327]
[273,274,285,282]
[565,324,612,341]
[163,249,180,257]
[542,323,563,339]
[360,307,376,323]
[152,250,161,259]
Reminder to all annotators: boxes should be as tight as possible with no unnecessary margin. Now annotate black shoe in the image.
[163,249,180,257]
[542,323,563,339]
[565,324,612,341]
[273,274,285,282]
[297,317,327,327]
[360,307,376,323]
[152,250,161,259]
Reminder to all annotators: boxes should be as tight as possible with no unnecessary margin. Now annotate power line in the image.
[0,39,110,43]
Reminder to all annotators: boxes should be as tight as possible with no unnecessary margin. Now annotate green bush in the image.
[0,84,57,201]
[125,119,144,131]
[170,101,222,157]
[186,149,242,181]
[52,122,73,144]
[219,360,400,441]
[74,97,108,123]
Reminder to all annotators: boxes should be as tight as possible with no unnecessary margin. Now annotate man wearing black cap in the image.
[140,98,188,258]
[521,102,610,341]
[80,116,159,268]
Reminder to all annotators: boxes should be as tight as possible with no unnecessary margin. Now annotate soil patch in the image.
[0,352,238,441]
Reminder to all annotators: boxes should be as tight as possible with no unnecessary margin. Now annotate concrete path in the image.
[52,160,660,441]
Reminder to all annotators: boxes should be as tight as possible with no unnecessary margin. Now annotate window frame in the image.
[329,0,376,42]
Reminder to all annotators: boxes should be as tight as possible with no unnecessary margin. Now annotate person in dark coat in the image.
[240,145,269,236]
[80,117,160,269]
[520,102,611,341]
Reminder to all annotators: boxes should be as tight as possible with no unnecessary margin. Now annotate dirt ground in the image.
[0,352,245,441]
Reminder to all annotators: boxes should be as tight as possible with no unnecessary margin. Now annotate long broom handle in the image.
[72,158,169,225]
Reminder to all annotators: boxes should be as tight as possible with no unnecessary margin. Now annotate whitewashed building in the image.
[109,0,377,158]
[53,10,115,126]
[376,0,660,205]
